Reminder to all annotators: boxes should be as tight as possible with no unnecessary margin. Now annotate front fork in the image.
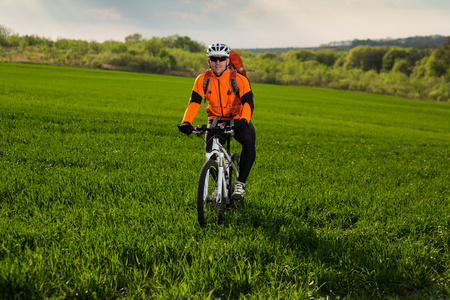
[205,150,229,205]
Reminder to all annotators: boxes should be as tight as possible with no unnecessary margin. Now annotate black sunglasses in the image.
[209,56,227,62]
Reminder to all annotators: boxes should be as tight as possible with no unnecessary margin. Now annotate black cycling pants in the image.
[205,120,256,184]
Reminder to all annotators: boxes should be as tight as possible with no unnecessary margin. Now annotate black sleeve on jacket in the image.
[189,91,203,104]
[241,91,254,114]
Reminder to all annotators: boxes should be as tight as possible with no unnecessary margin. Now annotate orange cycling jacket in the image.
[182,68,254,124]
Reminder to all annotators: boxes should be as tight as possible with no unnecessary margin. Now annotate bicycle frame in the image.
[204,133,239,205]
[192,124,240,226]
[194,125,239,206]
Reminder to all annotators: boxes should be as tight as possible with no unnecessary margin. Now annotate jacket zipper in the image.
[217,79,224,117]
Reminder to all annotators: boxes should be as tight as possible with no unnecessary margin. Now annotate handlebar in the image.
[192,124,235,136]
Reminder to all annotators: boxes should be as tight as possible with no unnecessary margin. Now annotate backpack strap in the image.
[240,67,255,73]
[226,70,241,116]
[228,64,255,77]
[229,70,239,97]
[203,70,212,95]
[202,70,213,113]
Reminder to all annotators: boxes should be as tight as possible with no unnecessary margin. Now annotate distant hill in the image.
[242,47,316,54]
[244,35,449,54]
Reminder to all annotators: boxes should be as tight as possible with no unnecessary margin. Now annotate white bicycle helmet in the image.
[206,43,230,57]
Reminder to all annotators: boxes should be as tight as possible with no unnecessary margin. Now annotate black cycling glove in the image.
[178,122,194,135]
[234,119,249,132]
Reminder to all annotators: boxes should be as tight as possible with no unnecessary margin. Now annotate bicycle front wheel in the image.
[197,159,220,227]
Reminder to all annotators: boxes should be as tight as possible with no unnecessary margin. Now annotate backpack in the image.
[228,50,247,76]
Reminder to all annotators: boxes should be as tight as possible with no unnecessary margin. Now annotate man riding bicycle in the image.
[178,42,256,201]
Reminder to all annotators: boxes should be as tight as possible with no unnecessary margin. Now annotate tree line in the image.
[322,35,448,49]
[0,25,448,102]
[247,35,447,53]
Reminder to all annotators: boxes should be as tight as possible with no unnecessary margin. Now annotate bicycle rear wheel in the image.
[197,159,220,227]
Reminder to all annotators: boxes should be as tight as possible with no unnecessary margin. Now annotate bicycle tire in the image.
[197,159,220,227]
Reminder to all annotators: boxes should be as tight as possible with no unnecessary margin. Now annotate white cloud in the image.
[199,0,228,14]
[152,10,200,21]
[89,8,124,21]
[0,0,37,5]
[0,0,448,48]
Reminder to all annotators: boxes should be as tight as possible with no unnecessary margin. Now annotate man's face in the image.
[208,56,229,76]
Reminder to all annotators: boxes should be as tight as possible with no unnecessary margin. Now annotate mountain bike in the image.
[192,123,240,227]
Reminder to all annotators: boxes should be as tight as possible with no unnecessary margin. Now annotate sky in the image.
[1,0,449,49]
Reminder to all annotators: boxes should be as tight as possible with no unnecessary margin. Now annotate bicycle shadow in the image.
[221,200,448,298]
[223,200,320,254]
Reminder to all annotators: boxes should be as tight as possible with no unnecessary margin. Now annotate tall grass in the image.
[0,63,449,299]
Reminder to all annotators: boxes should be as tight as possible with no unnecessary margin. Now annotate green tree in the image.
[70,40,90,55]
[89,41,103,54]
[6,34,21,47]
[392,58,409,74]
[125,33,142,43]
[55,38,70,50]
[161,35,177,48]
[159,48,177,70]
[333,52,348,68]
[392,49,429,76]
[111,44,128,54]
[22,34,41,46]
[259,52,277,60]
[410,56,429,79]
[382,47,408,72]
[362,47,388,72]
[145,37,164,56]
[405,48,429,68]
[429,37,450,77]
[0,25,13,38]
[344,45,370,69]
[315,49,338,66]
[160,35,203,52]
[292,49,315,61]
[174,35,203,52]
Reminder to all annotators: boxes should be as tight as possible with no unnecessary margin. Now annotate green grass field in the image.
[0,62,449,299]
